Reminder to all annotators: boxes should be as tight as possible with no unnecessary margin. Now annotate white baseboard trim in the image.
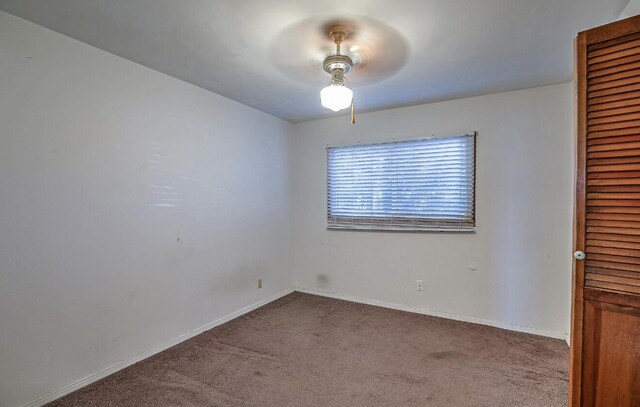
[296,287,569,341]
[18,289,294,407]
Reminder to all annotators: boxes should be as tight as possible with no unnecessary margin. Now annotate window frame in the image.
[326,132,477,233]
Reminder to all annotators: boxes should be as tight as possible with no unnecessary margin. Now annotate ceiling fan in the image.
[270,16,408,123]
[320,25,355,121]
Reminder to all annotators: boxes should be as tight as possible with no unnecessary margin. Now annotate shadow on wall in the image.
[317,273,330,289]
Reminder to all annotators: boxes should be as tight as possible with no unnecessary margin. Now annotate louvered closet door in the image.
[571,15,640,407]
[586,33,640,295]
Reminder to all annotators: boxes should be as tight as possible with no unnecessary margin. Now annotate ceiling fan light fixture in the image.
[321,69,353,112]
[321,26,355,114]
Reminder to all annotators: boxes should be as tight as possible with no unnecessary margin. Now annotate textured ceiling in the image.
[0,0,630,122]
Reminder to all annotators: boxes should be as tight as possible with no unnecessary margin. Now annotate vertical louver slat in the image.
[327,133,476,231]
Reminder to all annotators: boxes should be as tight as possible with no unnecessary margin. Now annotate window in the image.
[327,133,476,231]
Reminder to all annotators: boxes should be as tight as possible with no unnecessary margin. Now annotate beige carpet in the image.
[47,292,569,406]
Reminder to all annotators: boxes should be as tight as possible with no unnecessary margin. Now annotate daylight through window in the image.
[327,133,476,231]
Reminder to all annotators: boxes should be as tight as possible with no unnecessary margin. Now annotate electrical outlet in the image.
[417,280,423,291]
[258,278,263,289]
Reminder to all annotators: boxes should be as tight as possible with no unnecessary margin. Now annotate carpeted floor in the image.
[47,292,569,406]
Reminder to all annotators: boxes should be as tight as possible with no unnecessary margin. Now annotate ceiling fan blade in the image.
[269,15,409,87]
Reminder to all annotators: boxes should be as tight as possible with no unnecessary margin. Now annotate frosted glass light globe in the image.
[320,84,353,112]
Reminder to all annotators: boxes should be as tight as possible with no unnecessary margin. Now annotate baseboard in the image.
[296,287,569,341]
[18,288,294,407]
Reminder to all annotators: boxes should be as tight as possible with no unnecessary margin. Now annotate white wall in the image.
[290,83,574,339]
[0,11,293,407]
[619,0,640,19]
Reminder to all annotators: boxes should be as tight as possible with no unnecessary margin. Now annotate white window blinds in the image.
[327,133,476,231]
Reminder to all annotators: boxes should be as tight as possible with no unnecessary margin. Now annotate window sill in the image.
[326,225,477,233]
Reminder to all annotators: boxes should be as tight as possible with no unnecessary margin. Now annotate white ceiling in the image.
[0,0,630,122]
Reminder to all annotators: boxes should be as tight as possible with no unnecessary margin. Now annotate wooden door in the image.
[571,15,640,407]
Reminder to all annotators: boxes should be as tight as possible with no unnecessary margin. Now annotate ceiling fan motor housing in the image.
[323,54,353,75]
[323,25,353,76]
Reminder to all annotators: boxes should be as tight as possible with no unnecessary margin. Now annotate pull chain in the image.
[351,98,356,125]
[344,75,355,125]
